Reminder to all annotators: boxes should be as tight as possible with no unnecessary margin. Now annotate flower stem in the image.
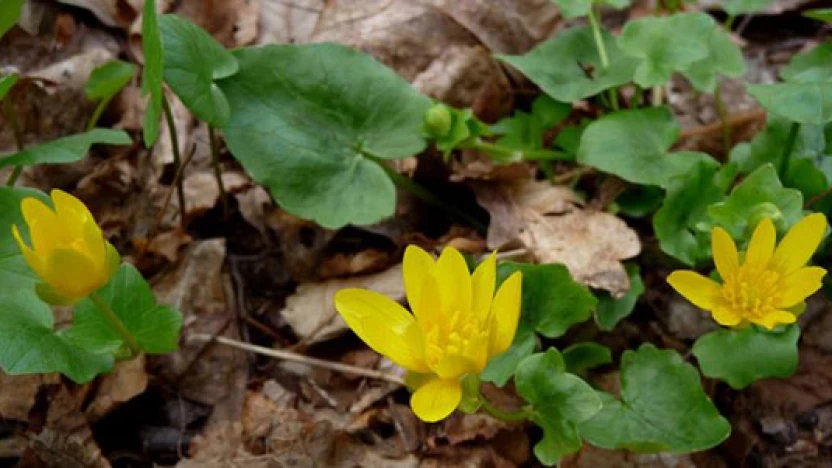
[161,96,187,228]
[724,15,736,31]
[86,96,113,131]
[779,122,800,179]
[587,8,619,111]
[3,97,25,186]
[479,397,533,422]
[209,126,229,219]
[90,292,141,358]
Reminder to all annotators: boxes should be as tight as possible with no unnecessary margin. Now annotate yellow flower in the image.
[12,189,120,305]
[668,213,827,330]
[334,245,522,422]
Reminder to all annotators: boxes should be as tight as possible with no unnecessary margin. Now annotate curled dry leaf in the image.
[85,355,148,421]
[0,373,59,422]
[280,263,405,344]
[474,180,641,297]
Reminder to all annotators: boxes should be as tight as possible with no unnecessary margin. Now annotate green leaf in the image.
[142,0,163,147]
[429,105,491,157]
[490,96,571,161]
[481,325,536,386]
[579,344,731,452]
[159,14,239,126]
[0,129,131,169]
[618,12,715,88]
[0,187,49,292]
[578,107,716,188]
[615,185,664,218]
[805,8,832,23]
[85,60,137,101]
[596,263,644,330]
[0,73,18,101]
[0,0,23,39]
[498,262,598,338]
[654,161,726,266]
[0,289,113,383]
[693,325,799,389]
[497,26,637,103]
[723,0,774,15]
[69,264,182,355]
[550,0,631,19]
[563,342,612,374]
[747,83,832,125]
[780,43,832,83]
[707,164,804,239]
[681,26,746,93]
[219,43,432,229]
[516,349,602,465]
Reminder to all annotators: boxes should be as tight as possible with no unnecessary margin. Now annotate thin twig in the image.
[162,96,187,228]
[209,126,229,219]
[188,333,405,385]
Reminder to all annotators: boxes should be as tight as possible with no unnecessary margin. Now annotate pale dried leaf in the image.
[56,0,139,28]
[257,0,323,44]
[0,373,59,421]
[85,356,149,421]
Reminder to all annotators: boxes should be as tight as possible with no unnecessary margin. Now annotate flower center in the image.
[423,309,488,372]
[720,264,782,319]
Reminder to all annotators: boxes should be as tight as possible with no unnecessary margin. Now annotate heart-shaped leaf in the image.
[748,82,832,125]
[68,264,182,355]
[681,26,746,93]
[780,43,832,83]
[578,107,716,188]
[595,263,645,330]
[551,0,631,19]
[722,0,774,15]
[159,14,239,126]
[85,60,137,101]
[516,349,602,465]
[141,0,163,147]
[0,187,48,292]
[0,73,18,101]
[497,26,637,103]
[563,342,612,374]
[0,129,131,169]
[693,325,799,389]
[579,344,731,452]
[618,12,715,88]
[219,43,432,229]
[0,289,113,383]
[481,325,536,386]
[0,0,23,39]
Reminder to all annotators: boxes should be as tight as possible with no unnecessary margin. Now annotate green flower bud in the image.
[423,104,453,138]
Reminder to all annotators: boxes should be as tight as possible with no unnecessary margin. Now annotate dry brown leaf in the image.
[85,356,149,421]
[474,180,641,297]
[562,445,696,468]
[257,0,323,44]
[182,171,250,216]
[280,263,404,343]
[145,229,193,263]
[56,0,139,28]
[0,373,59,421]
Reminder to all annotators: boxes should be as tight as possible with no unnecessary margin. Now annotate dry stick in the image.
[3,98,25,186]
[161,96,187,228]
[208,126,228,219]
[678,109,765,140]
[189,333,406,385]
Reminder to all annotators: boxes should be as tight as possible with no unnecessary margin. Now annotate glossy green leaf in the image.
[498,262,598,338]
[0,0,23,39]
[723,0,774,15]
[0,129,131,169]
[141,0,163,147]
[516,349,602,465]
[159,14,239,126]
[0,73,18,101]
[596,263,645,330]
[579,344,731,452]
[681,26,746,93]
[0,289,113,383]
[693,325,799,389]
[85,60,137,100]
[68,264,182,355]
[497,26,637,103]
[780,43,832,83]
[0,187,49,292]
[707,164,804,239]
[563,342,612,374]
[654,161,726,266]
[578,107,715,187]
[219,43,432,229]
[618,12,715,88]
[551,0,631,19]
[481,325,536,386]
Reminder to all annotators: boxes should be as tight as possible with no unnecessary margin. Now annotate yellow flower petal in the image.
[712,227,739,279]
[471,252,496,323]
[488,271,522,357]
[755,310,797,330]
[711,306,742,327]
[51,189,92,240]
[771,213,827,274]
[403,245,435,315]
[42,248,100,301]
[410,377,462,422]
[433,355,477,379]
[745,218,776,267]
[21,197,60,254]
[334,289,428,372]
[12,224,45,279]
[435,247,473,318]
[777,266,827,308]
[414,272,443,331]
[667,271,722,310]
